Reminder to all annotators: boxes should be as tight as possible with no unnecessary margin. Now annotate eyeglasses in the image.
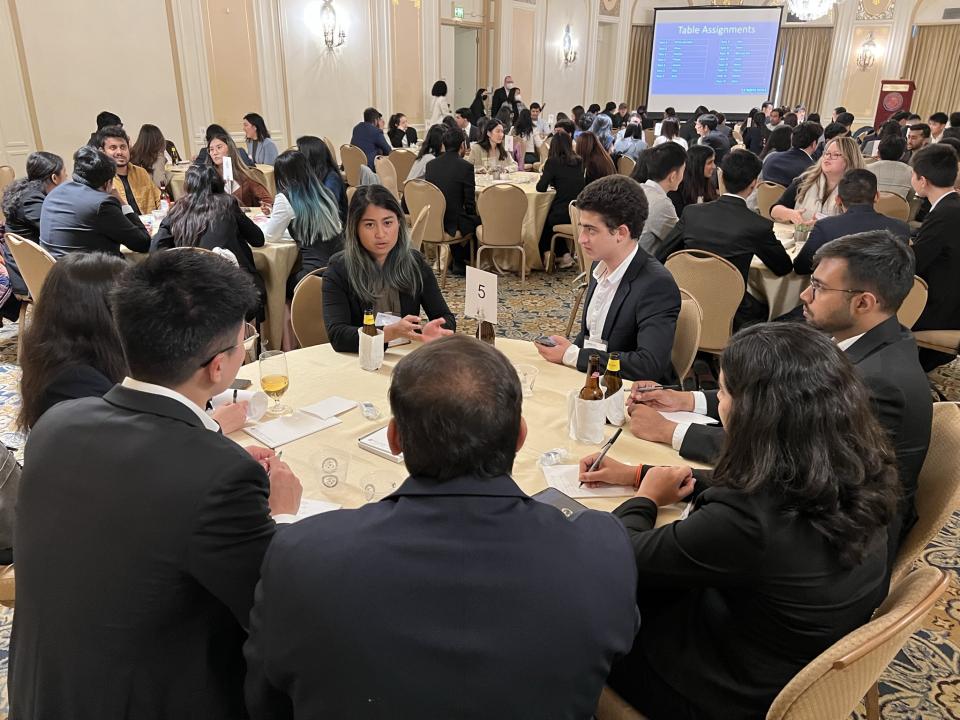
[822,152,844,160]
[808,277,866,298]
[199,342,240,368]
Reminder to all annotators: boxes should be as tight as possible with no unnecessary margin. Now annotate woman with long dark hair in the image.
[511,109,542,168]
[242,112,279,165]
[580,322,898,720]
[536,132,585,270]
[575,132,616,185]
[653,119,687,149]
[406,125,445,181]
[741,110,767,154]
[387,113,418,148]
[322,185,455,353]
[669,144,718,216]
[469,88,489,124]
[130,124,169,189]
[264,150,344,294]
[759,125,792,160]
[468,119,517,172]
[206,131,273,210]
[296,135,347,223]
[152,164,266,320]
[193,123,253,166]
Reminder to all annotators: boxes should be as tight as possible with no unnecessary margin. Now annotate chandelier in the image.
[787,0,836,21]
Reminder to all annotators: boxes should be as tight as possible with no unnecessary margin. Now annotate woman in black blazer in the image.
[741,110,767,155]
[387,113,419,149]
[536,132,584,268]
[152,164,266,320]
[323,185,455,353]
[579,323,899,720]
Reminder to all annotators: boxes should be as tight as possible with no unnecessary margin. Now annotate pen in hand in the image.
[634,384,681,393]
[580,428,623,487]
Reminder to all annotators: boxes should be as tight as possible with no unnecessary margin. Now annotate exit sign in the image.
[454,6,464,19]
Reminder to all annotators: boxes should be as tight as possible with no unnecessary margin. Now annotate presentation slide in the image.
[647,7,783,116]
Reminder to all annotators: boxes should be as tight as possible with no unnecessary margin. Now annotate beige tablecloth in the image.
[748,222,810,320]
[475,172,555,273]
[229,338,708,519]
[167,163,277,199]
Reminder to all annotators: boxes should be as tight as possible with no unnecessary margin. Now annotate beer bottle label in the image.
[607,358,620,372]
[363,314,374,325]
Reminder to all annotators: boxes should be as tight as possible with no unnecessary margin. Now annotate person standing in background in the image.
[427,80,452,127]
[491,76,513,120]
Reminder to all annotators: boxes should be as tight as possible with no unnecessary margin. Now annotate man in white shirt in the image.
[638,142,686,258]
[534,175,680,382]
[929,112,948,143]
[530,102,550,136]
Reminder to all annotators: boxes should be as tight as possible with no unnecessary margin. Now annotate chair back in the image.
[863,155,879,165]
[346,186,357,206]
[322,137,339,167]
[617,155,636,176]
[664,250,744,354]
[897,275,928,329]
[766,566,949,720]
[477,184,527,247]
[403,179,446,241]
[757,181,786,220]
[732,129,744,146]
[5,233,56,301]
[595,685,649,720]
[389,149,417,184]
[672,289,703,382]
[643,128,655,147]
[374,156,401,202]
[339,144,366,187]
[408,205,431,252]
[0,165,14,194]
[570,204,588,274]
[875,191,910,222]
[890,402,960,585]
[290,269,329,347]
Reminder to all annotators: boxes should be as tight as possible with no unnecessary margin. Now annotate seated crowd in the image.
[0,90,956,720]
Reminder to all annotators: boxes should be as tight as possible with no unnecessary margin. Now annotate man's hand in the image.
[627,402,677,445]
[533,335,572,364]
[244,445,275,463]
[636,465,695,506]
[211,401,249,434]
[266,460,302,517]
[628,381,693,412]
[578,453,635,488]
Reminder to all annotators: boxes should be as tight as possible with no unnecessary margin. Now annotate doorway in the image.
[594,22,618,106]
[453,27,480,110]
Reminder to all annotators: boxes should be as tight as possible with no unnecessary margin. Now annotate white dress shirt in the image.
[929,189,957,214]
[121,377,221,432]
[562,244,639,367]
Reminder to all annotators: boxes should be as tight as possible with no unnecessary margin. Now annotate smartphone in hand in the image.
[534,336,557,347]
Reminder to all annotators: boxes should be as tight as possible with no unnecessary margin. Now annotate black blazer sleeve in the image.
[677,390,724,463]
[321,256,362,353]
[773,179,800,211]
[755,227,793,276]
[95,196,151,253]
[462,163,477,218]
[237,206,266,248]
[912,212,948,276]
[22,190,44,229]
[536,160,554,192]
[151,218,174,251]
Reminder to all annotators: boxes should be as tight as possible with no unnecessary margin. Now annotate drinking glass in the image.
[514,364,539,398]
[259,350,292,417]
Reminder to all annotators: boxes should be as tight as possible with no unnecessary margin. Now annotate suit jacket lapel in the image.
[581,263,599,336]
[844,316,902,365]
[601,251,646,340]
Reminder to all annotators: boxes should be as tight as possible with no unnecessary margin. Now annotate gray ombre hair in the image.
[344,185,422,307]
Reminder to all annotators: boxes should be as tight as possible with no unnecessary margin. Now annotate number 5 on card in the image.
[464,266,498,324]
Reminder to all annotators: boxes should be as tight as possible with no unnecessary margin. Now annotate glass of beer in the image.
[259,350,292,417]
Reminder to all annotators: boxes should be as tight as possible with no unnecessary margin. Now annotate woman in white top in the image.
[511,110,543,168]
[427,80,452,127]
[652,119,688,149]
[405,125,445,182]
[468,119,519,172]
[770,137,864,224]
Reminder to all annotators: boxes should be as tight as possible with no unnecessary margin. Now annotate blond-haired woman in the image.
[770,136,863,224]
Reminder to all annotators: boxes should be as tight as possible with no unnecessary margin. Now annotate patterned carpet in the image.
[0,273,958,718]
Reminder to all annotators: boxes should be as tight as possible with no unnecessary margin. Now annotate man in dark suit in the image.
[794,169,910,275]
[761,121,820,187]
[909,143,960,370]
[454,106,482,146]
[628,231,931,566]
[39,145,150,259]
[694,113,731,165]
[424,126,477,274]
[10,251,303,719]
[244,335,639,719]
[491,75,513,119]
[350,107,392,170]
[664,149,792,328]
[535,175,680,382]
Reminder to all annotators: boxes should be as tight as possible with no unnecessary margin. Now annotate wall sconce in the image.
[562,25,577,65]
[856,32,877,72]
[305,0,346,49]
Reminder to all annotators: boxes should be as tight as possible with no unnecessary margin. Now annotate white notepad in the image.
[244,411,341,448]
[659,411,719,426]
[541,464,633,499]
[301,396,357,420]
[292,498,341,520]
[358,426,404,463]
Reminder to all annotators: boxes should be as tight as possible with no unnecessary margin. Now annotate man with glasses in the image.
[626,231,931,569]
[10,250,303,718]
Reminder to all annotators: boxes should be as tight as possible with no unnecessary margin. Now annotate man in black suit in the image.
[761,121,820,187]
[424,126,478,274]
[39,145,150,259]
[454,106,482,146]
[535,175,680,382]
[664,149,792,328]
[694,113,731,165]
[909,143,960,370]
[628,231,931,565]
[491,75,513,118]
[10,251,303,719]
[244,335,639,719]
[794,169,910,275]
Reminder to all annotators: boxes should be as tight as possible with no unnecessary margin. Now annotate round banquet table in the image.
[166,162,277,199]
[748,222,811,320]
[474,172,555,274]
[228,338,709,523]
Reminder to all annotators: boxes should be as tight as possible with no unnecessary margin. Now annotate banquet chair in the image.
[664,250,743,355]
[896,276,927,329]
[0,564,14,608]
[322,136,339,168]
[403,179,474,288]
[673,289,703,385]
[408,205,431,253]
[732,129,744,147]
[339,145,366,187]
[594,685,649,720]
[6,233,56,361]
[546,201,580,274]
[889,402,960,587]
[532,138,551,172]
[913,329,960,375]
[374,156,401,203]
[643,129,655,147]
[617,155,636,176]
[766,566,949,720]
[346,186,357,206]
[290,268,329,347]
[757,181,786,220]
[476,184,528,285]
[875,192,910,222]
[388,149,417,185]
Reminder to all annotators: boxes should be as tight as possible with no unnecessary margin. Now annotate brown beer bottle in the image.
[579,353,605,400]
[603,353,622,398]
[362,309,378,337]
[475,308,495,345]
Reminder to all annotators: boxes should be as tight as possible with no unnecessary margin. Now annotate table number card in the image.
[464,266,498,324]
[503,135,514,153]
[223,156,234,185]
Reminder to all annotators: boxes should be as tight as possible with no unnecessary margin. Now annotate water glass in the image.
[514,364,539,398]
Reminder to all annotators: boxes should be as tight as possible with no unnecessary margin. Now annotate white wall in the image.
[540,0,592,116]
[0,2,35,175]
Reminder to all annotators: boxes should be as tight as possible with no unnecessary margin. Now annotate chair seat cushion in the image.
[913,329,960,354]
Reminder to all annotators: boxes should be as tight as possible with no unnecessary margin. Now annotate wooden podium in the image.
[874,80,916,128]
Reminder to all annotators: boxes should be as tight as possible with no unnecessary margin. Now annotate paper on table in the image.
[301,396,357,420]
[244,411,341,448]
[541,464,633,499]
[293,497,341,520]
[659,411,719,425]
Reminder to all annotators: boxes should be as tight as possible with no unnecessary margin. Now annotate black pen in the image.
[580,428,623,487]
[634,384,681,393]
